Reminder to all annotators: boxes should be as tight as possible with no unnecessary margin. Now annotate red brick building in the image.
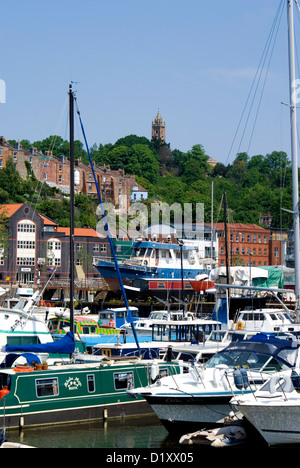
[214,223,276,267]
[0,137,142,210]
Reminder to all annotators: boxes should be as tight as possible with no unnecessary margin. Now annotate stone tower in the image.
[152,109,165,142]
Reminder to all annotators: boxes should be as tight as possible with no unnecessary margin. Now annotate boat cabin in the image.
[232,308,300,333]
[97,307,140,328]
[151,319,221,344]
[48,316,120,337]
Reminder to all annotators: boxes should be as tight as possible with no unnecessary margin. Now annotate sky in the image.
[0,0,299,165]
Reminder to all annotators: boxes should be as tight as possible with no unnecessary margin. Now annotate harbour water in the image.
[4,415,181,449]
[2,414,282,451]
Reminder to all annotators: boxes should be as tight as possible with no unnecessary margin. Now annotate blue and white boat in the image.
[95,239,214,293]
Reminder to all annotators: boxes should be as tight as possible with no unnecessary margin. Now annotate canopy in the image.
[5,332,75,354]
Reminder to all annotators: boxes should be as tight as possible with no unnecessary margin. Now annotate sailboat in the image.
[0,85,183,430]
[230,0,300,446]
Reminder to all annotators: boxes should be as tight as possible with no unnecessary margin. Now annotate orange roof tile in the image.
[0,203,23,217]
[56,227,105,238]
[39,214,57,226]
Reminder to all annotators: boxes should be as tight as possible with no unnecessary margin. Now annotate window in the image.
[18,223,35,233]
[17,257,35,266]
[36,378,59,397]
[87,374,95,393]
[17,240,35,249]
[114,371,134,390]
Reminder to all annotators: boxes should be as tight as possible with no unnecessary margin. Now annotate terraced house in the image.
[0,136,147,211]
[0,203,109,300]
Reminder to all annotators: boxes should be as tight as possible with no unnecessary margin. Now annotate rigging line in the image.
[225,0,285,164]
[238,0,284,155]
[246,1,284,153]
[28,95,69,219]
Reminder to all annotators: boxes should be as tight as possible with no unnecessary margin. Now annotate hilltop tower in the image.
[152,109,165,142]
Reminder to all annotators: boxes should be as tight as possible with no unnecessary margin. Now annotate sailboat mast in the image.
[69,84,75,334]
[287,0,300,320]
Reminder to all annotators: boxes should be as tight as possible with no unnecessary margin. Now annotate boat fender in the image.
[233,368,249,390]
[189,368,199,382]
[269,373,294,394]
[151,360,159,381]
[291,370,300,393]
[0,386,9,401]
[213,365,229,387]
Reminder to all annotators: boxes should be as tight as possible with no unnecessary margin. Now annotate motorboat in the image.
[127,334,300,433]
[122,309,196,337]
[230,364,300,446]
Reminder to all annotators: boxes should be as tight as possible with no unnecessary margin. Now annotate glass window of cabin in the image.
[36,378,59,397]
[113,371,134,390]
[87,374,95,393]
[82,326,90,334]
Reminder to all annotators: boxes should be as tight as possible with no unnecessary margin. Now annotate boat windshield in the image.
[205,340,299,373]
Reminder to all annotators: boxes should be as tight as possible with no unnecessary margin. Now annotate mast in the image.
[287,0,300,320]
[223,192,230,292]
[69,84,75,335]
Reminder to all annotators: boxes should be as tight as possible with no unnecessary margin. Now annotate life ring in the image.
[14,365,34,373]
[236,321,245,330]
[109,319,114,328]
[46,302,52,308]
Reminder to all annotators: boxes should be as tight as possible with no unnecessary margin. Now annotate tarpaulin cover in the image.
[5,332,75,354]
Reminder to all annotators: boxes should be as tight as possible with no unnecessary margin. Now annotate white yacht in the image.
[128,334,300,432]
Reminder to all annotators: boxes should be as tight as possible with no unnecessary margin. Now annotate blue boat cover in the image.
[4,332,75,354]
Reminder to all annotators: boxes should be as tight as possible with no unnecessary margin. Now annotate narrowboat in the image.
[0,353,182,429]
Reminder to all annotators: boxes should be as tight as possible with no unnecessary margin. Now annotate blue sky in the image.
[0,0,298,164]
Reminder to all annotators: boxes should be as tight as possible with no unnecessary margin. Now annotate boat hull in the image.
[0,399,151,430]
[142,394,233,433]
[234,401,300,446]
[125,278,196,301]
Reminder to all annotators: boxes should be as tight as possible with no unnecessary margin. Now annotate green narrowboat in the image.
[0,356,182,430]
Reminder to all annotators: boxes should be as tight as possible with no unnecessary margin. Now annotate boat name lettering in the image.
[64,377,82,390]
